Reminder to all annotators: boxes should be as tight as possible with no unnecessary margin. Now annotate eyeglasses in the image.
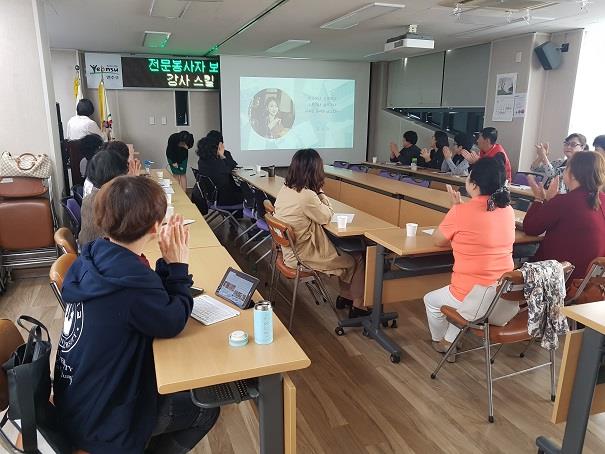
[563,141,582,148]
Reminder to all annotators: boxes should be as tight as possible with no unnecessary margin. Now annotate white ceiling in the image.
[44,0,605,61]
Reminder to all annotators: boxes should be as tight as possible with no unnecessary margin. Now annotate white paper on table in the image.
[163,187,175,194]
[422,229,435,235]
[330,213,355,224]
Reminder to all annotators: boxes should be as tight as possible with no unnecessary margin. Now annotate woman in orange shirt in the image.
[424,157,516,357]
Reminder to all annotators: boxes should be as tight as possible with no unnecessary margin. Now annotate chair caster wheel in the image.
[551,395,556,402]
[390,353,401,364]
[362,329,369,337]
[488,416,494,423]
[490,359,495,364]
[430,373,436,379]
[334,327,345,336]
[519,352,525,358]
[382,321,388,328]
[391,320,398,328]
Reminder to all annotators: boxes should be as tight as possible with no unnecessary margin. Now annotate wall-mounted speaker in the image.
[534,41,561,70]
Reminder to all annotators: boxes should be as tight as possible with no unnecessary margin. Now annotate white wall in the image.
[50,49,79,137]
[0,0,63,196]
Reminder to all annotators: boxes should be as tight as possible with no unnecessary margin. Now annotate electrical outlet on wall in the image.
[161,116,167,125]
[515,52,523,63]
[149,116,155,125]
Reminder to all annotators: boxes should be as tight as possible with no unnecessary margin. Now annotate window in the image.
[175,91,189,126]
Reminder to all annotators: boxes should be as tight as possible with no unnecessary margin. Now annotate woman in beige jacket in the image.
[274,149,367,317]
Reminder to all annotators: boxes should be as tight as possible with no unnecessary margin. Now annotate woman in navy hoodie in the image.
[54,176,219,453]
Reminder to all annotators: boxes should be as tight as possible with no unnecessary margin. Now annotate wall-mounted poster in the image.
[492,72,517,122]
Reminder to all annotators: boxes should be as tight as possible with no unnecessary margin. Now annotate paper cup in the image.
[372,156,377,163]
[256,165,262,173]
[165,205,174,220]
[406,223,418,237]
[337,215,348,230]
[165,193,172,204]
[156,171,163,179]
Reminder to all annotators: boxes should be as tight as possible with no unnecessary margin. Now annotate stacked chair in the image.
[0,176,57,294]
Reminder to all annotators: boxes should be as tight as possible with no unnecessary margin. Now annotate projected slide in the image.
[240,77,355,150]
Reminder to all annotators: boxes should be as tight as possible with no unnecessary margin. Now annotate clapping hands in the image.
[158,214,190,264]
[461,149,479,164]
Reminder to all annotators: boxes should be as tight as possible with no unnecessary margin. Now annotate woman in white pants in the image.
[424,157,516,360]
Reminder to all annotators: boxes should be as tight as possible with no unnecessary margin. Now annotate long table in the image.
[146,171,310,454]
[323,165,527,228]
[361,161,535,199]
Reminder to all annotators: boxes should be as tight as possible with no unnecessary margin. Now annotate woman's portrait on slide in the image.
[249,89,295,139]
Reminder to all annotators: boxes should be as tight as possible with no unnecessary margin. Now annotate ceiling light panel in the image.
[266,40,311,54]
[149,0,188,18]
[321,3,406,30]
[143,31,172,48]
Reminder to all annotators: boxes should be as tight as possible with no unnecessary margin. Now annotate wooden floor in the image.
[2,225,605,454]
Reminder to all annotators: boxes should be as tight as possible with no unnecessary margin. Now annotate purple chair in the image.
[379,170,401,180]
[400,176,430,188]
[333,161,350,169]
[512,172,544,186]
[61,197,81,236]
[348,164,369,173]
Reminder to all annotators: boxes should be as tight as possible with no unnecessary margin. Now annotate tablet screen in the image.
[216,268,259,309]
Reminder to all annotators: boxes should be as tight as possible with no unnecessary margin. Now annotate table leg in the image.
[535,328,605,454]
[258,373,284,454]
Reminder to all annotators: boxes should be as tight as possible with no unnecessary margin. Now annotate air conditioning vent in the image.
[439,0,558,11]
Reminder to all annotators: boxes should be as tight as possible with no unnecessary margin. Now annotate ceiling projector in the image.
[384,32,435,52]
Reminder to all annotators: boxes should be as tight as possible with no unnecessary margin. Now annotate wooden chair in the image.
[431,261,575,423]
[54,227,78,255]
[49,253,78,311]
[265,213,338,331]
[0,319,25,452]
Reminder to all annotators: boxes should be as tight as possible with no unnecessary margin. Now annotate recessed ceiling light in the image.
[266,40,311,54]
[321,3,406,30]
[143,31,171,48]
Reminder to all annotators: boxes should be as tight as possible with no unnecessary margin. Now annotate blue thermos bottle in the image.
[254,301,273,344]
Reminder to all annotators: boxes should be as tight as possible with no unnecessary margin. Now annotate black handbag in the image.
[0,316,71,453]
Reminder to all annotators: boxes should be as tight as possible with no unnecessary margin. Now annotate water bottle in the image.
[253,301,273,344]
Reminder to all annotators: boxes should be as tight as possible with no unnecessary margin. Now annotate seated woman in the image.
[274,149,367,317]
[593,135,605,154]
[419,130,449,170]
[54,176,219,453]
[78,149,129,245]
[83,140,140,197]
[166,131,194,191]
[424,158,515,356]
[530,133,587,192]
[441,132,474,176]
[196,135,243,206]
[78,133,104,179]
[524,151,605,279]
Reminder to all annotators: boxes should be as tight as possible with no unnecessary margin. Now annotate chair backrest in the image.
[379,170,401,180]
[62,197,81,234]
[191,167,199,179]
[71,184,83,205]
[333,161,349,169]
[265,213,296,249]
[238,180,256,212]
[348,164,369,173]
[54,227,77,255]
[0,319,24,412]
[195,174,218,205]
[49,253,78,311]
[400,176,430,188]
[512,171,543,186]
[567,257,605,304]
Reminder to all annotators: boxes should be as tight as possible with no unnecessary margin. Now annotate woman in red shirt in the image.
[524,151,605,279]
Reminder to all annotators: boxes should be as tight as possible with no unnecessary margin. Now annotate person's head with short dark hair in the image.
[196,136,219,160]
[403,131,418,147]
[564,151,605,210]
[94,176,167,244]
[179,131,194,149]
[76,99,95,117]
[593,135,605,154]
[467,157,510,210]
[285,149,325,194]
[80,134,104,160]
[206,130,224,144]
[102,141,129,164]
[87,149,129,188]
[432,131,449,152]
[477,127,498,152]
[453,132,474,153]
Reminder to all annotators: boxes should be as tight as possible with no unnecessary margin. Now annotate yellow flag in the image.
[98,78,106,127]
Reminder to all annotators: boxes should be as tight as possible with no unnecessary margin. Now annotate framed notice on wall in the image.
[84,53,220,91]
[121,56,220,90]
